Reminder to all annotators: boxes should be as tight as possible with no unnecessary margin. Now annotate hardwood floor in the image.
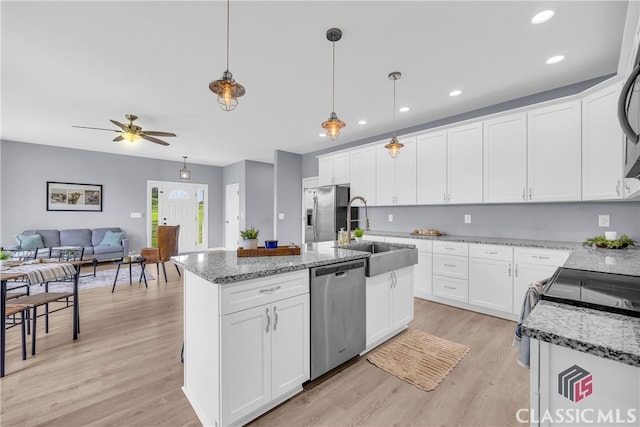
[2,266,529,426]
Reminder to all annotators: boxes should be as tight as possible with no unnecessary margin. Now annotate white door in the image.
[366,274,393,348]
[469,257,513,313]
[350,146,377,205]
[375,144,397,205]
[391,267,414,329]
[332,152,351,185]
[318,156,334,186]
[270,294,310,400]
[225,183,240,250]
[417,130,448,204]
[395,138,417,205]
[447,122,484,204]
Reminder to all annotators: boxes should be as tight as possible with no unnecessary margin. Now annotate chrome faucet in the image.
[347,196,370,241]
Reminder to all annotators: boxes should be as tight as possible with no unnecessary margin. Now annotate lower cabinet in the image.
[365,266,414,351]
[469,245,514,313]
[384,237,433,299]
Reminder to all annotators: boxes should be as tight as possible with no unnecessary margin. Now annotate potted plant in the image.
[354,228,364,242]
[240,227,260,250]
[582,234,636,249]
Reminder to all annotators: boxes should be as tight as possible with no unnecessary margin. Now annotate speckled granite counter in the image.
[364,230,579,250]
[523,300,640,367]
[563,246,640,276]
[172,242,369,284]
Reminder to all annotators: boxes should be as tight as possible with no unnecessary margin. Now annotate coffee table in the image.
[111,257,147,293]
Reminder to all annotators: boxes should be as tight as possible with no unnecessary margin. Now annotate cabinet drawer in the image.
[433,276,468,302]
[385,237,432,252]
[514,248,570,266]
[433,241,468,256]
[220,270,309,315]
[469,244,513,261]
[433,254,468,279]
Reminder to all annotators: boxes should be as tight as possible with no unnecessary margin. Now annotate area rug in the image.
[367,329,470,391]
[26,267,155,294]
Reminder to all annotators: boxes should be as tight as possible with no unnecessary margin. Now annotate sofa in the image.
[10,228,129,261]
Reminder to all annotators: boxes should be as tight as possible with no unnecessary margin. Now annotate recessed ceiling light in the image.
[449,90,462,97]
[545,55,565,65]
[399,106,410,113]
[319,133,327,137]
[358,120,367,125]
[531,10,554,24]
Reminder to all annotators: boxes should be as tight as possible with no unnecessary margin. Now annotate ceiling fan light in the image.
[210,70,246,112]
[122,132,141,142]
[321,112,346,141]
[385,137,404,158]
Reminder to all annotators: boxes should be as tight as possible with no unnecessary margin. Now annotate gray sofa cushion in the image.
[93,245,123,255]
[23,229,60,248]
[60,229,92,247]
[92,227,124,246]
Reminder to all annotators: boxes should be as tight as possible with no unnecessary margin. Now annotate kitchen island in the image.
[522,247,640,426]
[172,243,371,427]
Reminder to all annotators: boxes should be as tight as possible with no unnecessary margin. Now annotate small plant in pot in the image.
[240,227,260,250]
[354,228,364,242]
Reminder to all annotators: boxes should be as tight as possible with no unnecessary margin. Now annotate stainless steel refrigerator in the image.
[304,185,355,243]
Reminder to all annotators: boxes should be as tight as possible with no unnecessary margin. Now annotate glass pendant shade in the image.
[384,136,405,158]
[322,112,346,141]
[179,156,191,180]
[121,132,141,142]
[209,70,245,112]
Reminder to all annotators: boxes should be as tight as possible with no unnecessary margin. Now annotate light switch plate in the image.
[130,212,142,219]
[464,214,471,224]
[598,215,610,227]
[388,214,393,222]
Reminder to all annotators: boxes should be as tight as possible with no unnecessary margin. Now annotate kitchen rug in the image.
[367,329,470,391]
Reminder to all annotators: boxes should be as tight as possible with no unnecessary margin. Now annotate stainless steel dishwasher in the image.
[310,259,366,380]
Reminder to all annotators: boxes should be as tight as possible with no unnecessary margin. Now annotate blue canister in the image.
[265,240,278,249]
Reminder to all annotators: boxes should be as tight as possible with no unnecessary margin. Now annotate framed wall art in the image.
[47,181,103,212]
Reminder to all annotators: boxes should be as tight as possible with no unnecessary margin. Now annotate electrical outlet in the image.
[388,214,393,222]
[464,214,471,224]
[278,213,285,220]
[598,215,610,227]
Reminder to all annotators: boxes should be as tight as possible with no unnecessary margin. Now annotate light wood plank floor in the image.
[2,265,529,426]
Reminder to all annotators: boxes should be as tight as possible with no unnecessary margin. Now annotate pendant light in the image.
[321,28,346,140]
[385,71,404,158]
[209,0,245,111]
[179,156,191,180]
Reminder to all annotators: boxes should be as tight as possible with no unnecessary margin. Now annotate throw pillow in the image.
[99,230,125,246]
[15,233,45,250]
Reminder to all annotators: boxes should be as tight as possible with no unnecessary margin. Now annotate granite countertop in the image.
[172,241,370,284]
[523,300,640,367]
[563,246,640,276]
[364,230,580,250]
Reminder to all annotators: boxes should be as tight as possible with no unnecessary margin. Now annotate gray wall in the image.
[1,140,225,251]
[274,150,302,245]
[355,202,640,243]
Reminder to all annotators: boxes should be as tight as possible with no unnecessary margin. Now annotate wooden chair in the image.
[5,304,29,361]
[141,225,181,282]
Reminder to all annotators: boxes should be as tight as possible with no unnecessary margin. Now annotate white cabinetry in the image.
[527,100,582,202]
[417,130,448,204]
[447,123,484,204]
[582,83,629,200]
[375,137,417,205]
[385,237,433,300]
[483,113,528,203]
[365,266,414,351]
[512,247,570,315]
[469,244,514,313]
[432,241,469,302]
[318,152,350,186]
[350,146,377,204]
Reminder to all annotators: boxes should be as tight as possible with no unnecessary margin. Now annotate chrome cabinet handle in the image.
[508,264,511,277]
[528,187,532,200]
[273,306,278,331]
[259,285,281,294]
[444,263,456,268]
[447,193,451,202]
[444,285,456,290]
[515,264,518,277]
[265,307,271,333]
[522,188,525,200]
[443,192,447,203]
[393,272,397,288]
[616,180,621,196]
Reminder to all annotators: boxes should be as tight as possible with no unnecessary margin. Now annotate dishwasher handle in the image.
[312,260,365,277]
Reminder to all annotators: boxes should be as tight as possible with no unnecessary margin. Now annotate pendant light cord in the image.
[332,40,336,112]
[392,78,397,138]
[226,0,230,71]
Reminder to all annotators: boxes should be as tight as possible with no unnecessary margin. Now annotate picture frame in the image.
[46,181,103,212]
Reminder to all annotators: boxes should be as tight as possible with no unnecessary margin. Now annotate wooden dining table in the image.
[1,259,86,377]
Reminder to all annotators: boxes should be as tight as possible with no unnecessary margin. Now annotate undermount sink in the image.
[339,242,418,277]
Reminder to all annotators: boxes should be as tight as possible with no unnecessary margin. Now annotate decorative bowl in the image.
[265,240,278,249]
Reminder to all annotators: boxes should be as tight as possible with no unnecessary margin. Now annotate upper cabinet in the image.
[318,152,350,186]
[483,113,528,203]
[447,122,483,204]
[350,146,377,205]
[375,137,417,205]
[527,100,582,202]
[417,131,447,204]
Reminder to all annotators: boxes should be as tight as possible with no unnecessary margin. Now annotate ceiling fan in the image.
[72,114,176,146]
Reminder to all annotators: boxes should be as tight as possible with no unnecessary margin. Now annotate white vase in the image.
[355,237,362,242]
[241,239,258,250]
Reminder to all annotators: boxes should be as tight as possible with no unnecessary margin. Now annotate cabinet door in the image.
[483,113,528,203]
[271,294,310,400]
[447,122,483,204]
[513,263,558,316]
[527,100,582,202]
[350,147,377,205]
[318,156,334,186]
[417,131,448,204]
[469,257,513,313]
[221,305,271,425]
[391,267,414,329]
[433,275,468,302]
[395,138,417,205]
[332,152,351,185]
[375,144,397,205]
[366,273,393,347]
[582,84,625,200]
[414,251,433,299]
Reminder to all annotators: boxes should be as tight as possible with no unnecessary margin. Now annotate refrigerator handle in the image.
[312,195,318,242]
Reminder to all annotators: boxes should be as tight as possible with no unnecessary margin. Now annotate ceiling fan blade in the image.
[142,131,177,137]
[141,134,170,146]
[110,120,127,130]
[113,135,124,142]
[72,125,120,132]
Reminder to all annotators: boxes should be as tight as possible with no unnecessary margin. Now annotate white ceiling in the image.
[0,1,633,167]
